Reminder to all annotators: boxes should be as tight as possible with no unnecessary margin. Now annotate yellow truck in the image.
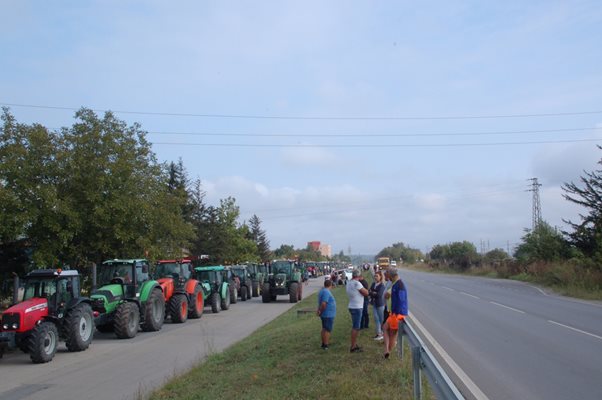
[377,257,390,270]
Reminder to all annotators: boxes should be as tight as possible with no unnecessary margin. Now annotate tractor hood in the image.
[1,298,48,333]
[157,278,174,300]
[91,284,124,312]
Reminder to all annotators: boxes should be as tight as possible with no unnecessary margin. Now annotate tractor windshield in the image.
[156,262,190,280]
[197,270,219,283]
[99,263,135,285]
[272,262,292,275]
[231,268,245,279]
[22,277,57,301]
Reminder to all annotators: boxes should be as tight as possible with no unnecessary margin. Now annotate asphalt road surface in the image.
[0,278,322,400]
[400,268,602,400]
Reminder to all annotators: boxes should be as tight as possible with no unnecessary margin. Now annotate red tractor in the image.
[0,269,94,363]
[155,259,204,323]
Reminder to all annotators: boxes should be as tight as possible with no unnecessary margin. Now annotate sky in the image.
[2,1,602,256]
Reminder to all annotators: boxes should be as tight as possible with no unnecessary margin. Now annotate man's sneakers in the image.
[373,334,384,341]
[350,346,363,353]
[321,344,329,350]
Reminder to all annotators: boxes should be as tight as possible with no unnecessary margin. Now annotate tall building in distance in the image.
[307,240,332,258]
[319,244,332,258]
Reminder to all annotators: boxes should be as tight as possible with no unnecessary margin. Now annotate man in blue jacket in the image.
[383,269,408,359]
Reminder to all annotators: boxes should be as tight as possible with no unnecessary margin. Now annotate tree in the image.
[429,241,479,270]
[273,244,295,259]
[483,248,509,264]
[562,146,602,264]
[249,214,271,262]
[377,242,423,264]
[514,222,573,263]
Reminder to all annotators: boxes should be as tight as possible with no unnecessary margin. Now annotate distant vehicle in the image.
[390,260,397,267]
[377,257,390,270]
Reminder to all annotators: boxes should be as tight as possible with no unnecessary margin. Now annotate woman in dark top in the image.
[368,271,386,340]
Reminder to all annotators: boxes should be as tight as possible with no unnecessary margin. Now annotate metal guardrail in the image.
[398,318,465,400]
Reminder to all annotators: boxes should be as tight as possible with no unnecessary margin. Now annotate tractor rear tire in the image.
[114,302,140,339]
[230,287,237,304]
[221,287,231,310]
[142,288,165,332]
[211,292,220,313]
[64,303,94,352]
[252,281,259,297]
[169,294,188,323]
[289,282,299,303]
[28,321,58,363]
[298,283,303,301]
[261,283,271,303]
[240,286,247,301]
[247,286,252,300]
[96,323,113,333]
[188,285,204,319]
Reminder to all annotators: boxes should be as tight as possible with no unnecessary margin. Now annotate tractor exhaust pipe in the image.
[12,272,19,305]
[91,263,97,292]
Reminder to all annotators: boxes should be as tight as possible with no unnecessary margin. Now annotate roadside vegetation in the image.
[150,282,432,400]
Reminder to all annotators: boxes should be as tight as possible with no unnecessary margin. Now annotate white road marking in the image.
[460,291,480,299]
[442,286,455,291]
[548,320,602,341]
[489,302,525,314]
[410,313,490,400]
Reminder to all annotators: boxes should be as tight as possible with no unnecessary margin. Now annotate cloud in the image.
[279,146,340,167]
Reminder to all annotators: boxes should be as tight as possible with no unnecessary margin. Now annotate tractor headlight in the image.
[11,323,18,329]
[2,324,7,330]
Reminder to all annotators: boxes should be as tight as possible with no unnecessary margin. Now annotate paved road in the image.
[0,278,322,400]
[400,268,602,400]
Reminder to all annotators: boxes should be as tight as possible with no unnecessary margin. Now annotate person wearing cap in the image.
[383,269,408,359]
[317,278,336,350]
[346,269,369,353]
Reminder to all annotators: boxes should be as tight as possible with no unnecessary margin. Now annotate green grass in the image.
[150,283,432,400]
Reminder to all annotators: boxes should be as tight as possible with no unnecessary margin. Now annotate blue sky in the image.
[2,1,602,255]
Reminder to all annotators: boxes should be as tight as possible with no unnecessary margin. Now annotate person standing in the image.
[346,269,369,353]
[369,271,386,340]
[317,279,336,350]
[383,269,408,359]
[360,275,370,330]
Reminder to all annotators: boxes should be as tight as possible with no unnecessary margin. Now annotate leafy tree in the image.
[483,248,509,264]
[273,244,295,259]
[377,242,423,264]
[514,222,573,263]
[429,241,479,270]
[562,147,602,265]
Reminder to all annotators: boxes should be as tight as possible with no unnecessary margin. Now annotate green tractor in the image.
[194,266,230,313]
[246,263,262,297]
[261,260,303,304]
[91,259,165,338]
[230,265,253,301]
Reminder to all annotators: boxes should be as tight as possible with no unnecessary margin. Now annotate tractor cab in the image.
[97,259,150,298]
[155,259,192,288]
[20,269,80,317]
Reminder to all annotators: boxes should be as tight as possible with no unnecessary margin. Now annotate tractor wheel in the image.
[221,287,231,310]
[64,303,94,352]
[247,286,252,300]
[240,286,248,302]
[211,292,220,313]
[28,321,59,363]
[142,288,165,332]
[188,285,204,319]
[289,282,299,304]
[252,281,259,297]
[17,335,30,353]
[261,283,271,303]
[229,286,237,304]
[114,302,140,339]
[95,323,113,333]
[298,283,303,301]
[169,294,188,323]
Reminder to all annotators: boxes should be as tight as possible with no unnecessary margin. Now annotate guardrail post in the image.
[412,346,422,400]
[397,324,404,359]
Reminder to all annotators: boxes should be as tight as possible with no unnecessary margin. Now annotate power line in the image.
[2,102,602,120]
[145,126,601,138]
[151,138,602,148]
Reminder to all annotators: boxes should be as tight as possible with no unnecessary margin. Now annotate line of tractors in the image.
[0,258,304,363]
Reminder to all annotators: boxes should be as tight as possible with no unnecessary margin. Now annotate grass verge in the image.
[150,282,432,400]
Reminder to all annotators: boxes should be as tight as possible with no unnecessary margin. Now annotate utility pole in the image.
[527,178,542,231]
